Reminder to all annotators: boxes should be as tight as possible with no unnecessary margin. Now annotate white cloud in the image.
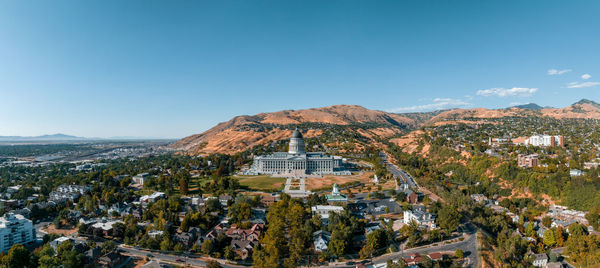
[387,98,470,113]
[581,74,591,80]
[510,102,525,106]
[548,69,571,75]
[567,81,600,88]
[476,87,538,97]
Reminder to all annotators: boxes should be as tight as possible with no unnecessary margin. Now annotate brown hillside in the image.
[172,105,413,155]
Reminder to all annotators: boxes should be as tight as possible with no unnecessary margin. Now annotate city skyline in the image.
[1,1,599,138]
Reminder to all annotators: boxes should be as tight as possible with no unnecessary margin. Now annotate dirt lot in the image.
[43,224,78,236]
[305,171,374,190]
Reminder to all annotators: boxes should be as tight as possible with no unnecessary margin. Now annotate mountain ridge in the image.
[173,99,600,155]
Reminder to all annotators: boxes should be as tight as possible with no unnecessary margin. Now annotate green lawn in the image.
[234,175,286,191]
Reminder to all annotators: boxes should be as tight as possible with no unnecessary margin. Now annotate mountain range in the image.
[0,133,87,142]
[172,99,600,155]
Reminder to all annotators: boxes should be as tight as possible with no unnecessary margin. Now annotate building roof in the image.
[291,129,303,139]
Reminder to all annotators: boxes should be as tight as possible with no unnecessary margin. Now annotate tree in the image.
[4,244,31,268]
[543,229,557,247]
[160,237,174,251]
[359,244,374,259]
[437,205,460,232]
[542,216,553,228]
[179,178,188,195]
[206,260,222,268]
[366,229,388,250]
[101,241,117,254]
[586,210,600,230]
[455,249,464,259]
[201,239,213,255]
[224,246,235,260]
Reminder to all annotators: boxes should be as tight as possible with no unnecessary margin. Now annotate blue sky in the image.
[1,1,599,138]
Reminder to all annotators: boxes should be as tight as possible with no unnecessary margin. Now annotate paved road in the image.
[379,151,419,189]
[118,245,241,268]
[373,223,478,267]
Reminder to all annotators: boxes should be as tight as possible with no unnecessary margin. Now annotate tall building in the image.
[246,129,350,176]
[525,135,564,147]
[0,213,36,253]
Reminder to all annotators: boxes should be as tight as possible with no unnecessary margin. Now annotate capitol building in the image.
[246,129,350,176]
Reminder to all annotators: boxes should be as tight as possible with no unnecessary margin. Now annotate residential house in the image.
[313,230,331,252]
[532,253,548,267]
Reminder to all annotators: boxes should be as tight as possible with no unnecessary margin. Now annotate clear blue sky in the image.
[1,1,599,138]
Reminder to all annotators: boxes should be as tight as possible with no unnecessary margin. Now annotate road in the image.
[379,151,418,189]
[118,245,241,268]
[372,223,478,267]
[322,224,478,268]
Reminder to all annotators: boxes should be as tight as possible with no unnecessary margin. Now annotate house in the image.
[427,252,444,261]
[518,154,539,168]
[132,172,150,186]
[532,253,548,267]
[148,230,164,238]
[97,251,129,268]
[225,223,263,242]
[404,189,419,204]
[230,239,255,260]
[90,219,123,237]
[403,253,424,265]
[50,237,72,252]
[313,230,331,252]
[261,195,277,207]
[142,260,173,268]
[311,205,344,222]
[219,195,233,206]
[84,247,103,264]
[403,208,436,229]
[140,192,165,204]
[570,169,584,177]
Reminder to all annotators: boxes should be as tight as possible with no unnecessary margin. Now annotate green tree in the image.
[543,229,557,247]
[455,249,464,259]
[437,205,460,232]
[542,216,553,228]
[201,239,213,255]
[5,244,31,268]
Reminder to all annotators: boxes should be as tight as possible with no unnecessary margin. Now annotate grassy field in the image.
[234,175,286,191]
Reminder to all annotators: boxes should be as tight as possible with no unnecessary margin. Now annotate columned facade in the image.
[247,129,348,176]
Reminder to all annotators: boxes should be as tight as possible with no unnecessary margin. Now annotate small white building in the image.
[133,173,150,186]
[570,169,584,177]
[532,253,548,267]
[140,192,165,203]
[311,205,344,221]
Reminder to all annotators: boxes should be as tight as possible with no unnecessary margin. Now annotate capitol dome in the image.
[288,128,306,154]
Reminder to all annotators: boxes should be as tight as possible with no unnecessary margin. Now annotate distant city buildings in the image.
[0,213,36,253]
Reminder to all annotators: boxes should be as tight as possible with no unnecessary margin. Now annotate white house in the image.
[312,230,331,252]
[532,253,548,267]
[403,209,436,229]
[311,205,344,221]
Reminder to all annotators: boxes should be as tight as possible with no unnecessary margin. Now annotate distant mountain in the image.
[510,103,543,110]
[573,98,600,108]
[0,133,88,142]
